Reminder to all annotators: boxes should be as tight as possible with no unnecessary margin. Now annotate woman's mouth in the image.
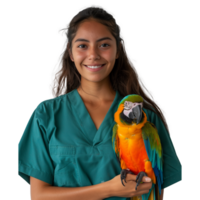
[84,64,106,72]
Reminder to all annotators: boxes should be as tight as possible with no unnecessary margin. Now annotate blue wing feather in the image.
[142,123,163,195]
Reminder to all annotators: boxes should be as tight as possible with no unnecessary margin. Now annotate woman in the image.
[18,6,181,200]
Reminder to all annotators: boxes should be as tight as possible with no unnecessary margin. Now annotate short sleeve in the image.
[18,103,54,185]
[146,109,182,189]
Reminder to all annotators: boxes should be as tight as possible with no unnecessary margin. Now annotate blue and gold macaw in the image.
[112,94,163,200]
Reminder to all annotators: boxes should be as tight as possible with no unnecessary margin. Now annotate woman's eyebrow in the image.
[74,37,112,43]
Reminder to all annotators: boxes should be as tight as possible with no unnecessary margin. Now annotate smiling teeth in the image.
[87,66,101,68]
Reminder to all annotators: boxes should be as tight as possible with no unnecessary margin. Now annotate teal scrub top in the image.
[18,89,181,200]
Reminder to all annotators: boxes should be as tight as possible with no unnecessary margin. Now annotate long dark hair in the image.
[52,6,170,133]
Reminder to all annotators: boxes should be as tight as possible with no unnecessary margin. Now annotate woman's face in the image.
[69,19,119,83]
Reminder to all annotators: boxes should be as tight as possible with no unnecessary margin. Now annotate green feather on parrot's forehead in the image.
[118,94,143,108]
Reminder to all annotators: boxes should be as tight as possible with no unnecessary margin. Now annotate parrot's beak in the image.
[130,105,142,124]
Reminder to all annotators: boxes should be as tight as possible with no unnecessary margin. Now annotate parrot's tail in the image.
[130,195,142,200]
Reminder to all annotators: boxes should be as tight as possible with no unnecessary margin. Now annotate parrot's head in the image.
[118,94,144,125]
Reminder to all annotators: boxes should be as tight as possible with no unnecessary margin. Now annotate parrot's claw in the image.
[120,169,135,187]
[135,171,148,191]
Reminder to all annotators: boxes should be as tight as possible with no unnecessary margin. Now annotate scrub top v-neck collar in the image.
[69,88,121,145]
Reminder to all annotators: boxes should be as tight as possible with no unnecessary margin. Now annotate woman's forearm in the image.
[36,181,111,200]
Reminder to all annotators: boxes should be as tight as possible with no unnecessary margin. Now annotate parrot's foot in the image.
[120,169,135,186]
[135,171,148,191]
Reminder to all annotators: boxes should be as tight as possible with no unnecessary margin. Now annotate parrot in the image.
[112,94,163,200]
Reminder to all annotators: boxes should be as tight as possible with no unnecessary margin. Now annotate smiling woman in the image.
[47,3,173,138]
[18,6,181,200]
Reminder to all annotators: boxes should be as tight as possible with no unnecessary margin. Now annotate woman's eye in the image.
[77,43,110,49]
[78,44,86,48]
[101,43,110,47]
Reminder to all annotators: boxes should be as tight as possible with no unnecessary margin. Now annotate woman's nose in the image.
[88,46,100,59]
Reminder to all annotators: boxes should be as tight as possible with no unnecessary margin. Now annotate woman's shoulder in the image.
[36,90,75,105]
[31,89,76,120]
[143,107,166,132]
[143,107,158,121]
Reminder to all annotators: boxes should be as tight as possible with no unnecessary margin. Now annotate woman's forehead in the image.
[73,21,113,41]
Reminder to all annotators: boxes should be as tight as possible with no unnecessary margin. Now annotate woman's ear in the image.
[116,51,119,59]
[67,44,74,62]
[69,50,74,62]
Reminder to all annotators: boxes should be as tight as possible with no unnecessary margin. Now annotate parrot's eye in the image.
[124,101,133,110]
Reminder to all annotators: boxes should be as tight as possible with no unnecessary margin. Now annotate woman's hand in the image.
[108,173,152,198]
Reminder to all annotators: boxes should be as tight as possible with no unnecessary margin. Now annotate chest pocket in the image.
[50,145,80,187]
